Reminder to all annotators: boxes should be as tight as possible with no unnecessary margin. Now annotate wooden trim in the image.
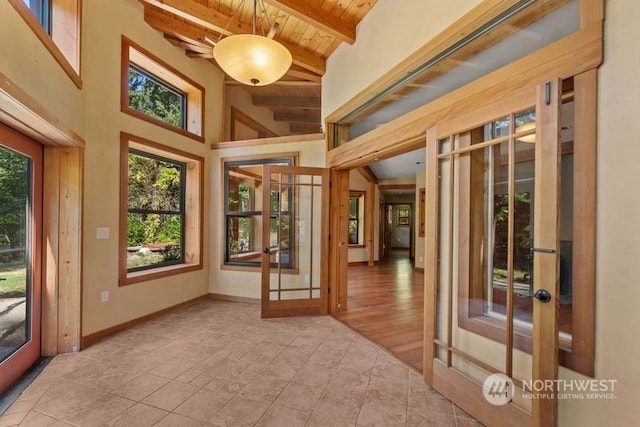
[121,36,205,143]
[327,22,603,169]
[418,188,426,237]
[414,266,424,272]
[432,361,530,427]
[356,166,377,183]
[230,106,278,141]
[378,184,416,191]
[212,133,324,150]
[562,70,597,376]
[119,133,204,286]
[208,293,260,305]
[7,0,82,88]
[0,72,85,147]
[367,181,376,266]
[80,295,208,349]
[329,169,350,313]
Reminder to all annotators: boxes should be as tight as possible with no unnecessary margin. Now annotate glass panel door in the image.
[261,165,329,318]
[0,125,42,394]
[425,80,563,426]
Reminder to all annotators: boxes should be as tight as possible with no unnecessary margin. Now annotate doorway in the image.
[0,124,43,395]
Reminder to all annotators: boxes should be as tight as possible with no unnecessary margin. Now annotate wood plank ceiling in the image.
[140,0,378,137]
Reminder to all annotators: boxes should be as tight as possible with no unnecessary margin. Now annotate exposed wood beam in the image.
[356,166,378,184]
[224,79,320,86]
[164,34,213,54]
[290,123,322,134]
[274,110,321,123]
[230,107,278,140]
[142,2,326,75]
[285,67,322,83]
[186,51,214,59]
[263,0,356,44]
[253,96,321,109]
[378,184,416,191]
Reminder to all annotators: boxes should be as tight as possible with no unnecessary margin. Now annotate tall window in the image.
[121,37,205,142]
[348,193,365,245]
[22,0,50,33]
[120,133,203,285]
[224,157,294,268]
[128,64,186,129]
[126,149,185,272]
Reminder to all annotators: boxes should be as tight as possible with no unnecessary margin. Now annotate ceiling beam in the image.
[263,0,356,44]
[274,110,321,123]
[290,123,322,134]
[252,95,321,109]
[356,166,378,183]
[142,1,326,75]
[164,34,212,54]
[224,79,321,86]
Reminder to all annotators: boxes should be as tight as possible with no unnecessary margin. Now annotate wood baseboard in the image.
[208,293,260,305]
[348,261,380,266]
[80,295,208,350]
[414,266,424,272]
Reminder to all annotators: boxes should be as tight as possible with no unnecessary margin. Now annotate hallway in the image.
[334,251,424,372]
[0,299,479,426]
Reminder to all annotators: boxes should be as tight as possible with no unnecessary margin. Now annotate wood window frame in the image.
[8,0,82,88]
[119,132,203,286]
[418,188,426,237]
[348,191,365,247]
[121,36,205,143]
[221,152,299,273]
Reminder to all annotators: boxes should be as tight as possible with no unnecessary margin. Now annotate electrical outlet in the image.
[96,227,110,239]
[100,291,109,303]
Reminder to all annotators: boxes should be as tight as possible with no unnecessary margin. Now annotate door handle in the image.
[263,247,270,254]
[533,289,552,303]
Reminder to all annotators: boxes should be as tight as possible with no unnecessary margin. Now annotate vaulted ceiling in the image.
[140,0,378,137]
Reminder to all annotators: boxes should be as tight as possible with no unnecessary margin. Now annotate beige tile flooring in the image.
[0,300,481,426]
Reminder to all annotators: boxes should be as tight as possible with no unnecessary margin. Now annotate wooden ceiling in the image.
[140,0,378,137]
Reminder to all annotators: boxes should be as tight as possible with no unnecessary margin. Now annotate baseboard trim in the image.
[414,266,424,272]
[208,293,260,305]
[80,295,208,350]
[348,261,380,266]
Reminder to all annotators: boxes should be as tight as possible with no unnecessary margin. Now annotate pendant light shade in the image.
[214,34,292,86]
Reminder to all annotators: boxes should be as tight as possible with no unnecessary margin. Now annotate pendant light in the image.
[213,0,292,86]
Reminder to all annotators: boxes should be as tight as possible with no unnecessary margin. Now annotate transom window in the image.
[224,157,294,268]
[121,37,205,142]
[22,0,50,33]
[128,64,186,130]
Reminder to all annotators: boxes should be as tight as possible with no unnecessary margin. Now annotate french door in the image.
[261,165,330,318]
[425,79,563,426]
[0,124,42,394]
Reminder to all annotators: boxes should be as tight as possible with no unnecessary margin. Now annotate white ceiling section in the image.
[369,147,426,181]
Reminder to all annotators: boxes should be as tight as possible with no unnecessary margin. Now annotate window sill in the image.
[120,263,202,286]
[121,107,205,143]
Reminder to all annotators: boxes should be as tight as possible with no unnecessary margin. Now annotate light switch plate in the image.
[96,227,110,239]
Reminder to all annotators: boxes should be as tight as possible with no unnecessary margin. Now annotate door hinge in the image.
[328,234,331,241]
[328,287,331,294]
[329,181,332,188]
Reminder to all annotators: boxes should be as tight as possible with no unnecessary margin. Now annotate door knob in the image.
[533,289,552,303]
[263,247,270,254]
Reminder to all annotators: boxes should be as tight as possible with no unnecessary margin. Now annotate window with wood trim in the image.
[435,76,595,376]
[9,0,82,87]
[120,133,202,286]
[223,156,295,268]
[348,192,365,246]
[121,37,205,142]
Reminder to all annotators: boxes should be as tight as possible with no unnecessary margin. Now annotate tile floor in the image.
[0,300,482,426]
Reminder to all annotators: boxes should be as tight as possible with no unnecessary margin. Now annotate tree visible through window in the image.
[348,195,360,245]
[128,64,186,129]
[127,149,185,272]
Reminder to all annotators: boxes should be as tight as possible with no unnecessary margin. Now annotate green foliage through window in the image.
[128,64,186,129]
[127,150,185,271]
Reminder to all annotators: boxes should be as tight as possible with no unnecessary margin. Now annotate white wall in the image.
[209,139,325,299]
[322,0,482,119]
[556,1,640,425]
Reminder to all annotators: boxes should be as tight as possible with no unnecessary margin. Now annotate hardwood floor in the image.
[333,250,424,372]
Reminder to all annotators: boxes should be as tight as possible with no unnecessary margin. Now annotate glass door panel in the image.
[261,166,329,318]
[0,126,42,394]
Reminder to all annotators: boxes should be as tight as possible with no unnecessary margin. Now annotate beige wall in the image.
[79,0,223,336]
[322,0,639,425]
[322,0,482,119]
[209,139,325,299]
[226,86,290,140]
[2,0,225,336]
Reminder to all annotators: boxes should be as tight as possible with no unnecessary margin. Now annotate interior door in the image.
[424,79,562,426]
[261,165,329,318]
[0,124,42,394]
